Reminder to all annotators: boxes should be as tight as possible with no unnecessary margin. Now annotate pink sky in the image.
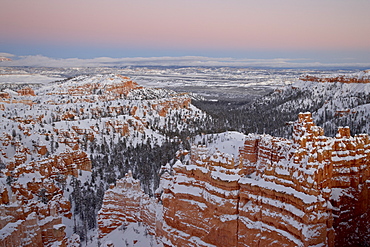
[1,0,370,60]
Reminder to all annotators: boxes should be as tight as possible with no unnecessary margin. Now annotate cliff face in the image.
[301,73,370,84]
[0,183,71,247]
[97,171,157,239]
[156,132,243,247]
[17,87,36,96]
[99,112,369,246]
[237,113,334,246]
[0,74,208,245]
[157,113,370,246]
[0,145,90,246]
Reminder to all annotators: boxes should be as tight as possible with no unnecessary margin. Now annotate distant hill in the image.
[194,70,370,137]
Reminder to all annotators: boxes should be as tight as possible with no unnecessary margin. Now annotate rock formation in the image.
[0,57,11,62]
[17,87,36,96]
[0,183,71,247]
[0,74,207,246]
[98,171,157,239]
[0,130,91,246]
[159,112,369,246]
[300,71,370,84]
[99,112,370,247]
[0,144,91,246]
[3,70,369,246]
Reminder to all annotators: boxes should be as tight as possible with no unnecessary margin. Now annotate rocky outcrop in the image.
[5,147,91,179]
[0,74,209,246]
[154,114,368,246]
[159,147,242,246]
[301,71,370,84]
[114,112,369,247]
[97,171,157,238]
[152,97,191,117]
[17,87,36,96]
[0,57,11,62]
[0,183,71,247]
[0,140,91,246]
[48,75,141,100]
[0,91,10,99]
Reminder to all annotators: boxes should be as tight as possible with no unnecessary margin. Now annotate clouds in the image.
[1,54,370,68]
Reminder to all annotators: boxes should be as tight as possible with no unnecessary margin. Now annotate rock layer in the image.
[97,171,157,239]
[102,112,370,247]
[0,74,206,246]
[158,113,370,246]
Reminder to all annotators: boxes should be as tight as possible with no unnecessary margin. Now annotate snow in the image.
[1,68,370,246]
[210,169,240,182]
[99,223,160,247]
[240,178,318,204]
[53,224,66,230]
[0,219,24,239]
[193,131,246,159]
[159,220,217,247]
[239,216,303,246]
[179,199,207,211]
[0,74,59,84]
[219,214,238,222]
[172,182,203,198]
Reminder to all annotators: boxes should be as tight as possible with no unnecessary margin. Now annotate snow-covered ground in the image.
[89,223,160,247]
[0,74,60,84]
[1,67,359,100]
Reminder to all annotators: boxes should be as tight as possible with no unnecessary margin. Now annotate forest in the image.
[70,79,370,241]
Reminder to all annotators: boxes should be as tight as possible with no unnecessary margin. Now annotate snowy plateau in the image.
[0,67,370,247]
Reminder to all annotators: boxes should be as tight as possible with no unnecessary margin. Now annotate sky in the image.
[1,0,370,67]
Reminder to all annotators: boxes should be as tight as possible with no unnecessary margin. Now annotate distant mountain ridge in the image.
[196,70,370,137]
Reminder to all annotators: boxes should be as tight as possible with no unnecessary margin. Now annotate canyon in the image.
[0,74,207,246]
[1,70,370,246]
[99,112,370,247]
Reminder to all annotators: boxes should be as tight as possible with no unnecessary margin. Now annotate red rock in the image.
[0,57,11,61]
[300,73,370,84]
[36,145,48,155]
[155,113,370,246]
[0,188,9,204]
[152,97,191,117]
[0,91,10,99]
[17,87,36,96]
[0,183,70,247]
[97,171,157,238]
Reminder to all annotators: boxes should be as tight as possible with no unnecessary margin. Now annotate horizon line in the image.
[1,54,370,69]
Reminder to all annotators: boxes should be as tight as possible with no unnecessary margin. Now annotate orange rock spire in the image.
[98,113,370,246]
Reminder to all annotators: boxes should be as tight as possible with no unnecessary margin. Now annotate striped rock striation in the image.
[158,112,370,246]
[0,74,207,246]
[97,170,157,239]
[101,112,369,246]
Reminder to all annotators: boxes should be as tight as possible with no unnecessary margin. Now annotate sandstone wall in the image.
[0,140,91,247]
[97,171,157,239]
[94,113,370,246]
[157,112,370,247]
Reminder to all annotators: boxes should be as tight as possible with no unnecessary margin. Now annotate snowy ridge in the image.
[237,70,370,137]
[1,70,370,246]
[156,112,370,247]
[94,112,369,246]
[0,74,211,246]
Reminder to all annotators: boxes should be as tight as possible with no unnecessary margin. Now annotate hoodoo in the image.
[100,112,370,246]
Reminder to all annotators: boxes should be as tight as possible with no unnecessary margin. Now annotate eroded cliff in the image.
[99,112,370,247]
[0,74,206,246]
